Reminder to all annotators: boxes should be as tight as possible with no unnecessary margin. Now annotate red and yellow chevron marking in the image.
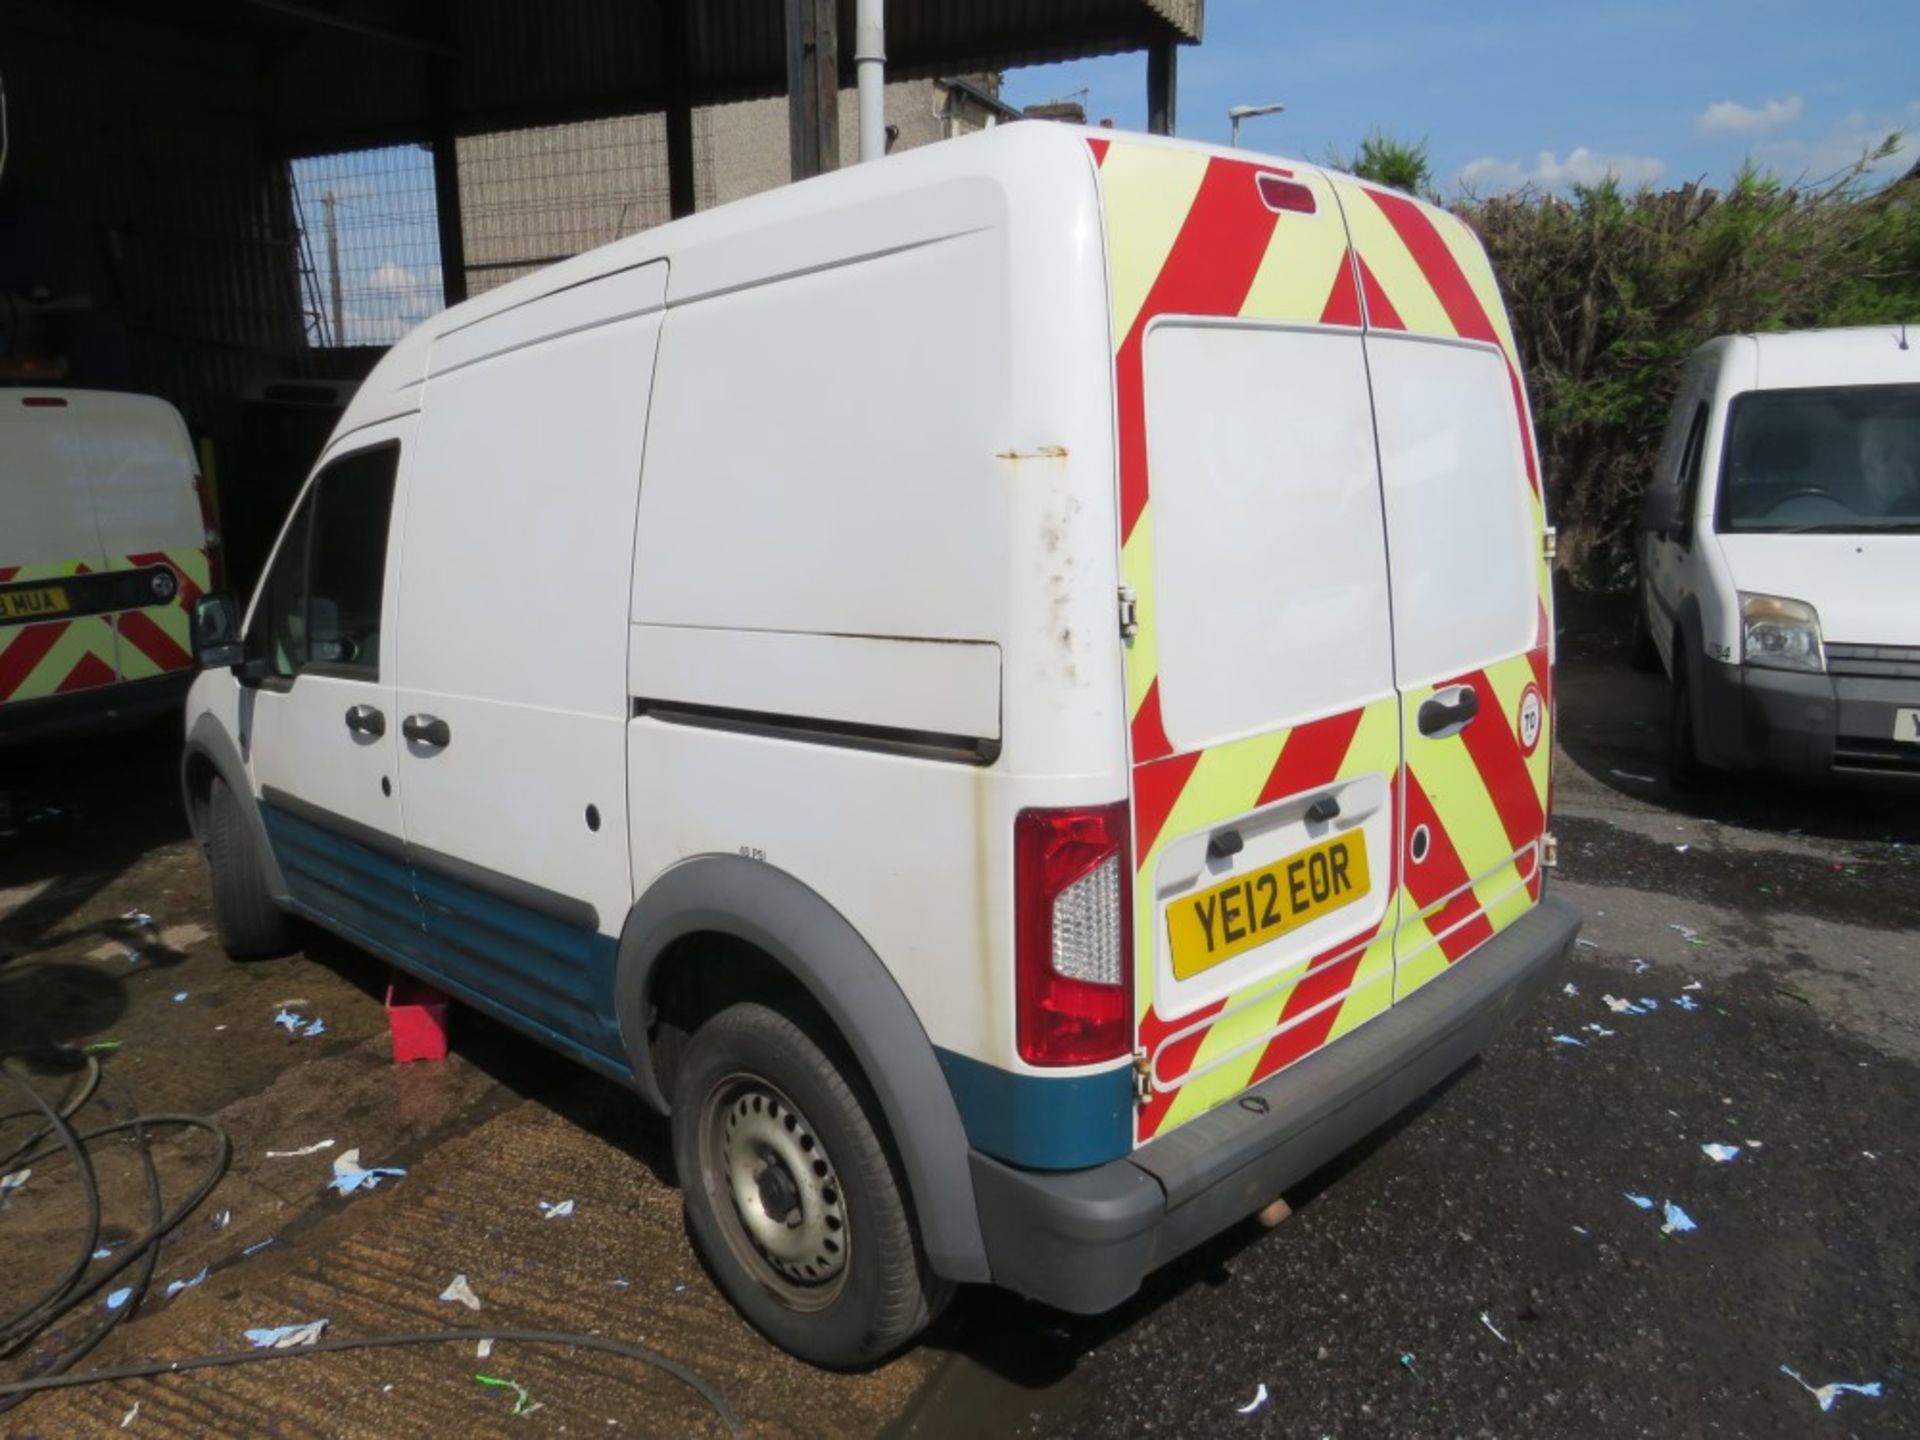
[1093,140,1557,1144]
[1132,700,1402,1140]
[0,548,208,707]
[113,549,207,681]
[1327,176,1554,1001]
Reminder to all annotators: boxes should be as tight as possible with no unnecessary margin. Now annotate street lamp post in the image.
[1229,102,1285,147]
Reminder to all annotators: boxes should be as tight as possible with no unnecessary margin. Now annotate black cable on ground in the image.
[0,1055,741,1437]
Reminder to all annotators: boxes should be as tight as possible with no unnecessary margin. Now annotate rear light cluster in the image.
[1014,801,1132,1066]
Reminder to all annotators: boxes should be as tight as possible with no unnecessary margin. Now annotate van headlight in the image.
[1740,593,1825,673]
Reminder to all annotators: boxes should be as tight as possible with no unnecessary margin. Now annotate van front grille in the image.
[1833,736,1920,775]
[1824,642,1920,680]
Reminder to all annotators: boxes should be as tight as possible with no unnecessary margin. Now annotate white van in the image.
[1,389,217,743]
[181,125,1578,1366]
[1636,327,1920,785]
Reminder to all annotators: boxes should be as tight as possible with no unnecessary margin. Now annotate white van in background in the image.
[181,124,1578,1366]
[0,389,218,743]
[1636,326,1920,785]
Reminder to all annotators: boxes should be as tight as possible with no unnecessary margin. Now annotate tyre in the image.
[1668,659,1712,791]
[671,1001,950,1368]
[205,775,294,957]
[1629,589,1661,672]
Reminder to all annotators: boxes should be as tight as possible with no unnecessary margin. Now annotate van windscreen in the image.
[1718,383,1920,534]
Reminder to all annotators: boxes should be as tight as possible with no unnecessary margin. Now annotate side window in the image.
[250,444,399,681]
[1674,402,1711,540]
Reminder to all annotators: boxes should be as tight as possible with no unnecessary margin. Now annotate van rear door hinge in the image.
[1132,1048,1152,1106]
[1541,832,1559,869]
[1118,584,1139,642]
[1543,526,1559,564]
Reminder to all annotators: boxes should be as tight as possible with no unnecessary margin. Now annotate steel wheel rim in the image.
[700,1073,849,1309]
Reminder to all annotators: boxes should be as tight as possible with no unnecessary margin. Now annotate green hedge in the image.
[1454,156,1919,588]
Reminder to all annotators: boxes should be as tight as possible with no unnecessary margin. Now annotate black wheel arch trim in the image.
[181,712,290,903]
[612,853,990,1284]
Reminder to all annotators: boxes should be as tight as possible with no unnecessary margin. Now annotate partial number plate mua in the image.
[0,585,72,623]
[1166,831,1371,981]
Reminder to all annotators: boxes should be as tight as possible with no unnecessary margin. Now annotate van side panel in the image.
[394,275,666,1058]
[628,143,1126,1130]
[1092,140,1408,1145]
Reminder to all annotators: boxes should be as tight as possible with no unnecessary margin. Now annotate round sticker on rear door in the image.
[1517,684,1544,755]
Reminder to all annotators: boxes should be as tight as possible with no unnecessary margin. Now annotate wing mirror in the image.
[1638,486,1686,543]
[191,592,245,670]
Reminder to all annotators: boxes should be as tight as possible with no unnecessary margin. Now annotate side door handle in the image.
[1417,684,1479,739]
[344,704,385,738]
[401,713,451,750]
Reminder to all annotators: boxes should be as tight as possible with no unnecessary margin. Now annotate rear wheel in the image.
[671,1002,949,1368]
[205,776,294,957]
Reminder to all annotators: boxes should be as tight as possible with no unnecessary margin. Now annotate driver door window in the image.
[1673,402,1710,544]
[253,444,398,683]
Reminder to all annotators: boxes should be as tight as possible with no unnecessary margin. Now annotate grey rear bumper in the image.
[969,895,1581,1314]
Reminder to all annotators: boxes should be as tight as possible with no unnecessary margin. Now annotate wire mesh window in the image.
[289,145,444,348]
[458,112,716,295]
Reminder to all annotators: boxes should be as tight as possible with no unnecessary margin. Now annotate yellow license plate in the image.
[1167,831,1371,980]
[0,585,71,621]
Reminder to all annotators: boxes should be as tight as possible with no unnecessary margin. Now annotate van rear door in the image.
[1328,180,1552,1000]
[1090,141,1404,1146]
[0,392,121,704]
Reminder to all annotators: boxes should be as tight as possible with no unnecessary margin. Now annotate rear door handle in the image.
[1417,684,1479,739]
[344,704,385,738]
[402,713,451,750]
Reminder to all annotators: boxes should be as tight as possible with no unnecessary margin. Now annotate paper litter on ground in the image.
[1235,1383,1270,1415]
[1551,1034,1586,1047]
[1584,1024,1616,1037]
[1780,1364,1883,1413]
[1562,981,1579,996]
[265,1138,334,1158]
[164,1267,209,1300]
[1674,996,1700,1011]
[1702,1143,1741,1163]
[0,1169,29,1204]
[1625,1193,1654,1209]
[477,1338,494,1360]
[1661,1201,1697,1234]
[1479,1312,1509,1343]
[476,1374,541,1416]
[1575,938,1599,949]
[245,1319,329,1349]
[241,1237,276,1256]
[1682,980,1703,992]
[537,1199,575,1220]
[105,1287,133,1311]
[328,1148,407,1195]
[171,992,188,1003]
[1632,958,1652,974]
[1603,995,1648,1015]
[121,1401,139,1428]
[440,1273,482,1310]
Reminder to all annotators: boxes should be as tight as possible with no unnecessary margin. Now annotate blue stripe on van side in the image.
[410,866,624,1062]
[260,801,631,1081]
[935,1048,1133,1170]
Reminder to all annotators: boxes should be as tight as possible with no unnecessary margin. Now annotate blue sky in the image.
[1001,0,1919,192]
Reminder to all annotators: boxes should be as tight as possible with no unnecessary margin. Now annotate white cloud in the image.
[1696,95,1804,137]
[370,261,419,292]
[1459,147,1667,194]
[1755,100,1920,183]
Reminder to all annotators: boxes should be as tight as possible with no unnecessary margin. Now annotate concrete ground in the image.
[3,599,1916,1436]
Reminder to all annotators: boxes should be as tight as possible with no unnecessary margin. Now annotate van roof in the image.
[336,125,1429,440]
[1702,324,1919,392]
